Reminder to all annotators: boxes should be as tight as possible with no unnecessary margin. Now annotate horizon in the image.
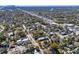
[0,0,79,6]
[0,5,79,7]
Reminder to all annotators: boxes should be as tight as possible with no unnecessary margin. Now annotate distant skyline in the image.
[0,0,79,6]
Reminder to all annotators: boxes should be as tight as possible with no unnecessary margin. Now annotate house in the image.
[49,32,55,36]
[64,23,74,27]
[38,36,48,41]
[34,49,40,54]
[8,32,14,37]
[74,26,79,35]
[0,25,4,32]
[75,31,79,35]
[16,37,28,45]
[0,28,4,33]
[60,31,67,35]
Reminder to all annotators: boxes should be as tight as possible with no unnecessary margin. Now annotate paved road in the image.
[27,34,44,54]
[22,24,44,54]
[18,9,58,25]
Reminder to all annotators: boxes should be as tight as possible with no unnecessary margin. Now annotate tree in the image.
[0,32,6,42]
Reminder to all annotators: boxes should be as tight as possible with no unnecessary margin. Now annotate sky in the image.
[0,0,79,6]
